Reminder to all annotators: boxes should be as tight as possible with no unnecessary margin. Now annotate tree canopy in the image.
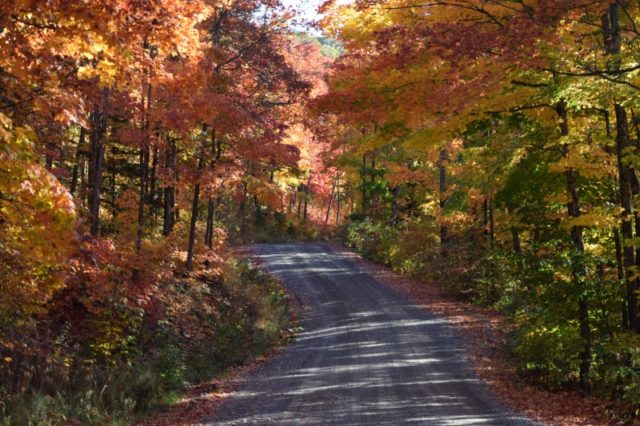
[4,0,640,423]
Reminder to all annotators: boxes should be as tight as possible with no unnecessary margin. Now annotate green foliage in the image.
[295,33,343,59]
[243,208,332,243]
[345,218,439,276]
[343,212,640,415]
[0,363,163,425]
[346,218,398,264]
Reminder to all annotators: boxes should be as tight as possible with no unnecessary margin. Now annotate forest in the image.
[3,0,640,424]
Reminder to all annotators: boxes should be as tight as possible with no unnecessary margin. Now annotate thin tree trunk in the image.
[361,154,367,215]
[80,159,87,208]
[390,186,400,225]
[336,173,341,226]
[89,88,109,236]
[205,198,218,248]
[370,155,376,211]
[507,207,521,255]
[489,196,495,245]
[240,181,247,235]
[45,140,54,170]
[136,80,152,251]
[325,174,337,225]
[614,227,629,328]
[511,228,521,255]
[148,146,158,210]
[110,146,116,221]
[604,109,612,138]
[471,202,479,248]
[186,125,207,271]
[186,161,203,270]
[604,1,640,333]
[304,177,310,221]
[483,198,489,239]
[615,104,639,331]
[438,148,448,251]
[163,138,176,236]
[135,145,149,251]
[556,100,591,394]
[204,129,219,248]
[70,127,86,196]
[205,198,213,248]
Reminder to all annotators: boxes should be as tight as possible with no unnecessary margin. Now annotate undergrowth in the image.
[0,260,293,425]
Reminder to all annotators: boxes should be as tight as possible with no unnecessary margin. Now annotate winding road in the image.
[206,243,533,425]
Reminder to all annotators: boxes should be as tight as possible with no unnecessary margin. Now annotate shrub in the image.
[0,259,293,424]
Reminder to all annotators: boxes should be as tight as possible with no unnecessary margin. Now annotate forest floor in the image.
[144,242,616,426]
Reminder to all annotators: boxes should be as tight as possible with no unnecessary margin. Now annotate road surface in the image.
[206,243,532,425]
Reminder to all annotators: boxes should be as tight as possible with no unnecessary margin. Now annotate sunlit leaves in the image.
[0,114,76,316]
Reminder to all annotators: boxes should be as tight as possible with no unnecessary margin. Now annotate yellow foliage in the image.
[0,114,76,316]
[562,212,614,229]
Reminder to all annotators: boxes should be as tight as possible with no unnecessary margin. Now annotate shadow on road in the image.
[206,244,531,425]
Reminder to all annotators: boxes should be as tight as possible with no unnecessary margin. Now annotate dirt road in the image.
[206,243,532,425]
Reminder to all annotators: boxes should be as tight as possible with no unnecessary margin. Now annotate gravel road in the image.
[206,243,533,425]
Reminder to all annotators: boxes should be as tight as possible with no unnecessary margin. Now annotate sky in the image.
[281,0,324,22]
[281,0,352,34]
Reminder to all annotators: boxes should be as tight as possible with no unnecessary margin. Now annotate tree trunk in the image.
[240,181,248,235]
[483,198,489,238]
[70,127,86,196]
[148,146,158,211]
[204,129,220,248]
[325,174,337,225]
[336,173,341,226]
[304,177,310,221]
[45,140,54,170]
[289,187,296,214]
[507,206,522,257]
[615,105,639,332]
[110,146,117,221]
[489,197,495,245]
[370,155,376,211]
[604,1,640,333]
[135,81,152,251]
[80,159,87,208]
[511,228,521,255]
[390,186,400,225]
[174,169,180,223]
[135,145,149,251]
[186,125,207,271]
[89,88,109,237]
[361,154,367,215]
[556,100,591,394]
[163,138,176,236]
[614,227,629,328]
[205,198,218,248]
[438,148,448,251]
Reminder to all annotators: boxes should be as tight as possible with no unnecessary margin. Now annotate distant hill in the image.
[295,33,343,59]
